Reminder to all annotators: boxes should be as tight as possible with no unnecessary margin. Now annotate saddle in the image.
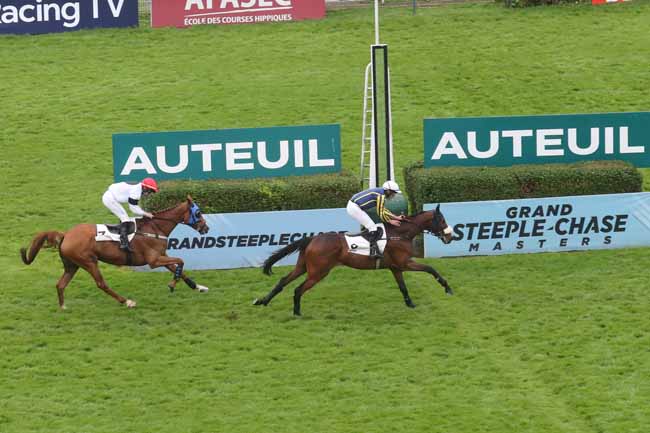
[96,220,136,243]
[344,225,387,257]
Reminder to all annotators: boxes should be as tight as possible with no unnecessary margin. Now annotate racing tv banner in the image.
[138,208,358,271]
[424,112,650,167]
[424,193,650,258]
[112,124,341,181]
[0,0,138,35]
[151,0,326,28]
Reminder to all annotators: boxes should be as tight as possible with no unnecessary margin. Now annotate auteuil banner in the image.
[425,193,650,258]
[112,124,341,182]
[0,0,138,35]
[152,0,326,28]
[424,112,650,167]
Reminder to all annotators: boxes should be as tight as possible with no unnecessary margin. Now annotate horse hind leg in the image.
[254,259,307,307]
[55,258,79,310]
[293,272,329,317]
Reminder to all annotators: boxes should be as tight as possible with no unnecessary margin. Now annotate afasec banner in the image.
[424,193,650,258]
[139,208,358,270]
[0,0,138,35]
[112,124,340,181]
[152,0,325,28]
[424,112,650,167]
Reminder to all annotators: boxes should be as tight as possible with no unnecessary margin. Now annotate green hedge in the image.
[403,160,642,212]
[142,172,360,213]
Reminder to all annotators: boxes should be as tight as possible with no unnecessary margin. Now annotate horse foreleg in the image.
[390,269,416,308]
[406,260,454,296]
[164,265,209,293]
[147,256,184,292]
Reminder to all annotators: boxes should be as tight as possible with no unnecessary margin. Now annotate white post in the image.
[374,0,380,45]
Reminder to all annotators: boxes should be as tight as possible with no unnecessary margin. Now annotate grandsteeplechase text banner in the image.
[138,208,358,271]
[0,0,138,35]
[424,193,650,258]
[112,124,341,181]
[151,0,325,28]
[424,112,650,167]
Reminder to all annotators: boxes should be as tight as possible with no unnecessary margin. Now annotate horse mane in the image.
[153,201,188,215]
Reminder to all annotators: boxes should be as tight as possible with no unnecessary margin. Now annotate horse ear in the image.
[187,194,193,203]
[435,204,440,213]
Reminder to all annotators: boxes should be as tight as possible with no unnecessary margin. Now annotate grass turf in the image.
[1,1,650,432]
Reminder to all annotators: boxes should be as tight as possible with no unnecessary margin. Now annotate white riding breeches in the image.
[102,191,130,223]
[346,201,378,232]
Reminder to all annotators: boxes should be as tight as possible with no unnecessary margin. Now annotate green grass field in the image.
[2,2,650,432]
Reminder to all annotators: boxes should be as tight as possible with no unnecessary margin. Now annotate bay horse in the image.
[254,204,454,316]
[20,196,209,309]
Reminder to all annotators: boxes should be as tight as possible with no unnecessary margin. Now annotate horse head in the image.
[183,195,210,235]
[429,204,453,244]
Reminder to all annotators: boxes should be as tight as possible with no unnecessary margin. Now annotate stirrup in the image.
[119,238,132,252]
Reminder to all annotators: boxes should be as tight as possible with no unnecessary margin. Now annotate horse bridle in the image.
[399,212,449,240]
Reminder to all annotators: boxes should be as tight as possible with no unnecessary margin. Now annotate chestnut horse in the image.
[20,196,209,309]
[254,204,454,316]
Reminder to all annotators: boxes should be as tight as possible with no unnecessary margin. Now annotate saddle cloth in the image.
[95,220,136,243]
[344,224,388,256]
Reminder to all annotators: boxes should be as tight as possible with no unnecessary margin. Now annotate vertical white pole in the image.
[374,0,380,45]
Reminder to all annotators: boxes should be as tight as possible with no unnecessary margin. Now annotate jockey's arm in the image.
[376,195,398,223]
[128,198,151,218]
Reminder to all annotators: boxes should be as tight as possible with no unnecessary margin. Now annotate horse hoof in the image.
[60,304,67,310]
[406,302,416,309]
[168,285,175,293]
[125,299,137,308]
[253,298,264,306]
[446,288,454,296]
[197,285,209,293]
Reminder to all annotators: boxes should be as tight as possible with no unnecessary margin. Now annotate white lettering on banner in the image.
[432,132,468,160]
[430,126,642,160]
[567,128,599,155]
[120,139,335,175]
[293,140,304,168]
[308,139,335,167]
[467,131,498,159]
[191,143,222,171]
[184,0,291,10]
[106,0,125,17]
[536,129,564,157]
[121,148,156,175]
[502,129,533,158]
[157,145,189,173]
[0,1,81,28]
[226,142,254,170]
[258,141,289,169]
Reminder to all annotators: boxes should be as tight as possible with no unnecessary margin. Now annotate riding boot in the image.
[119,222,132,252]
[369,231,383,259]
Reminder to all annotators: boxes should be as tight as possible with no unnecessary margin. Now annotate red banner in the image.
[152,0,325,28]
[592,0,629,4]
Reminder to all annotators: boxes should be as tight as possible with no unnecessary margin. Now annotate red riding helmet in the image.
[141,177,159,193]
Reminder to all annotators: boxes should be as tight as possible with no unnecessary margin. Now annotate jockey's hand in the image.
[387,219,401,227]
[143,212,154,219]
[398,214,407,221]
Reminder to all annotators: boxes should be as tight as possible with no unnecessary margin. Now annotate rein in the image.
[134,215,186,242]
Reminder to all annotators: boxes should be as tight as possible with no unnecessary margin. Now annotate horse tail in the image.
[20,231,65,265]
[263,236,313,276]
